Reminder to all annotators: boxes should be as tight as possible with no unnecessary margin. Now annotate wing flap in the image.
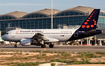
[45,37,59,42]
[32,33,48,41]
[31,33,59,42]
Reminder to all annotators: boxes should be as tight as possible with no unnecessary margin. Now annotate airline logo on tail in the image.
[82,10,96,28]
[78,9,100,32]
[69,9,102,41]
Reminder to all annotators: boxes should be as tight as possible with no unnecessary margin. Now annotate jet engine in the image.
[20,39,32,46]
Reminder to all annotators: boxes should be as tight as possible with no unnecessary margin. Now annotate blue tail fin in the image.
[78,9,100,32]
[68,9,102,41]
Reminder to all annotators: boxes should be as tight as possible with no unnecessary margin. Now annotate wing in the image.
[32,33,48,41]
[31,33,59,42]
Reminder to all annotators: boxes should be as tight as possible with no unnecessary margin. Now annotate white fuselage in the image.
[2,29,77,42]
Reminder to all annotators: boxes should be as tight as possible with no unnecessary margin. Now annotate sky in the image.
[0,0,105,14]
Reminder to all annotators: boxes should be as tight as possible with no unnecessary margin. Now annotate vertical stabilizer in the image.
[78,9,100,32]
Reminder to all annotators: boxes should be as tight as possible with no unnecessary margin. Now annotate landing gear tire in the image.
[49,44,54,48]
[41,44,46,48]
[14,44,17,48]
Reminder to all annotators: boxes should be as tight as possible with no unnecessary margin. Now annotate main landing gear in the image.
[41,44,54,48]
[40,40,54,48]
[41,44,46,48]
[41,40,46,48]
[49,44,54,48]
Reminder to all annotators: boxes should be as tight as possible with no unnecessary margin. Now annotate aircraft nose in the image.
[2,35,6,40]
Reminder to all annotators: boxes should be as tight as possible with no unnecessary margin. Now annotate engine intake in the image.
[20,39,31,46]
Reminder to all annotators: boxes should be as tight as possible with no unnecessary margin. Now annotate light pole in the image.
[51,0,53,29]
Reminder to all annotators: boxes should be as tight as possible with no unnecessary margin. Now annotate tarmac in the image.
[0,44,105,53]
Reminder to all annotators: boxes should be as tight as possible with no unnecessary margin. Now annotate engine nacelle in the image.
[20,39,31,46]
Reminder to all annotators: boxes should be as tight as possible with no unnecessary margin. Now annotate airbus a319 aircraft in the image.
[2,9,102,48]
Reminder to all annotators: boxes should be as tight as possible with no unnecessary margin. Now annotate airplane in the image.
[2,9,102,48]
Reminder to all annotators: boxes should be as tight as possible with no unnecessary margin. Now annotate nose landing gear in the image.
[14,42,17,48]
[14,44,17,48]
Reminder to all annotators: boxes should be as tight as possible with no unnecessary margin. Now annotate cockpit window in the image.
[6,33,9,34]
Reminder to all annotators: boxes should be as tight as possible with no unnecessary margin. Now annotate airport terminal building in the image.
[0,6,105,34]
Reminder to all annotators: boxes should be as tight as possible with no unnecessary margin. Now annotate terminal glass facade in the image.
[0,16,87,32]
[0,9,105,35]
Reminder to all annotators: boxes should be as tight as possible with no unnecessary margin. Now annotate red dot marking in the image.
[86,25,90,28]
[93,19,96,22]
[84,22,88,25]
[86,20,89,22]
[82,25,85,28]
[94,23,97,25]
[88,17,91,19]
[91,25,94,27]
[92,11,95,14]
[90,15,92,17]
